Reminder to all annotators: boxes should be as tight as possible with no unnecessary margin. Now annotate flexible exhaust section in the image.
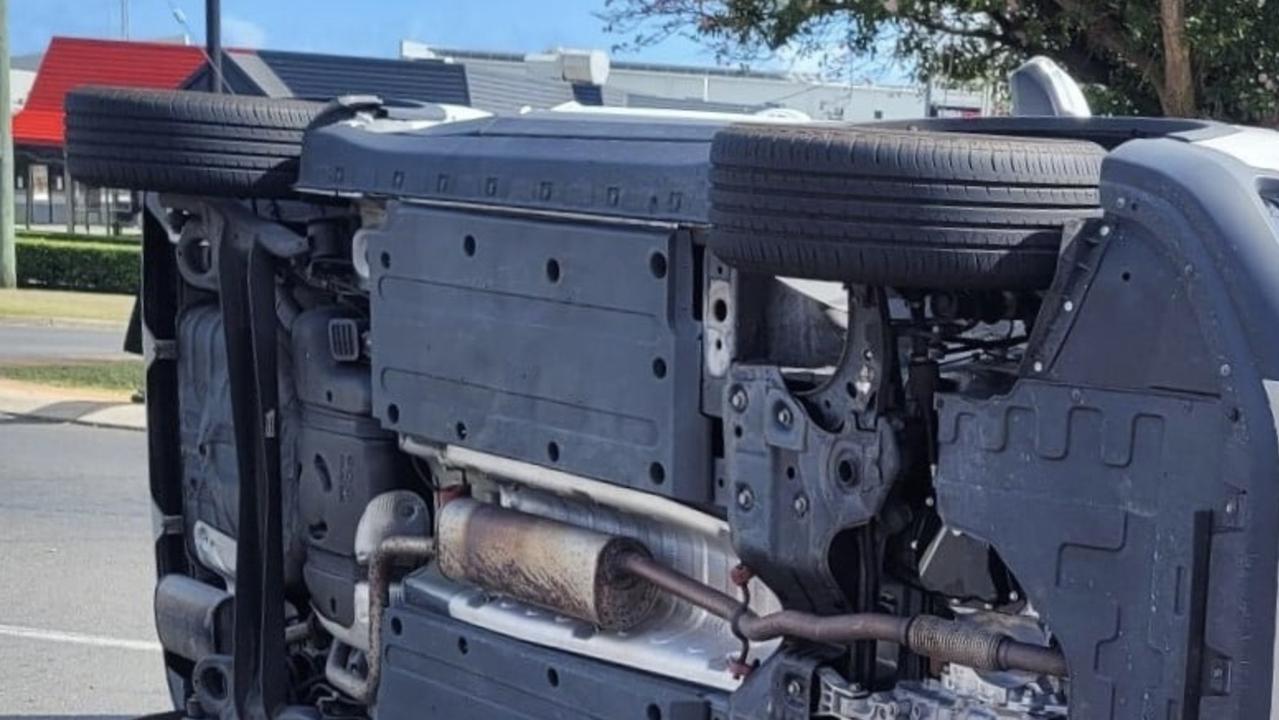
[617,551,1068,678]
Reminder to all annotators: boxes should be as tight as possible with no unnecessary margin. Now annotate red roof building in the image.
[13,37,205,148]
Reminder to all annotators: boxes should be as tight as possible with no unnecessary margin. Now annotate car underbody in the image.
[64,88,1279,720]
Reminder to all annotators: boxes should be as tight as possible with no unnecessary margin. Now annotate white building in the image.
[8,69,36,113]
[9,51,42,113]
[401,41,992,120]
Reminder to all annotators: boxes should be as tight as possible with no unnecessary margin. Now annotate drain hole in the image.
[652,357,667,379]
[650,252,668,279]
[837,460,857,485]
[649,462,666,485]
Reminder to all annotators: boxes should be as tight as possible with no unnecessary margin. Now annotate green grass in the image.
[0,287,134,325]
[17,229,141,246]
[0,360,143,393]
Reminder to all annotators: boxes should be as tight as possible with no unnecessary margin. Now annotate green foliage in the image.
[601,0,1279,123]
[15,237,140,295]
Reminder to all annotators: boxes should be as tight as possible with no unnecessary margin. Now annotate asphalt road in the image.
[0,323,129,361]
[0,414,170,718]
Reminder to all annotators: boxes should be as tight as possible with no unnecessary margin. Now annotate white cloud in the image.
[223,15,268,49]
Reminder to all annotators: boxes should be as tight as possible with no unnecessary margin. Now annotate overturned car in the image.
[65,86,1279,720]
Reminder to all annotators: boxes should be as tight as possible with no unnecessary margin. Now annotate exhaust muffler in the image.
[436,498,658,631]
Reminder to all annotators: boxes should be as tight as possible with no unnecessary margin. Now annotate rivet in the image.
[1220,363,1232,378]
[1062,300,1074,312]
[736,486,755,511]
[1032,360,1045,373]
[776,406,794,428]
[1098,225,1112,237]
[729,387,749,413]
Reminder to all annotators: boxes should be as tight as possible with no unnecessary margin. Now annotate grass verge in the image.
[17,229,141,246]
[0,288,134,325]
[0,360,144,394]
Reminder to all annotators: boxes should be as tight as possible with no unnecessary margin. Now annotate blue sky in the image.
[12,0,729,65]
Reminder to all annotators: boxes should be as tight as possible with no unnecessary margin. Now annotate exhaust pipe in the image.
[342,499,1067,703]
[434,500,1068,678]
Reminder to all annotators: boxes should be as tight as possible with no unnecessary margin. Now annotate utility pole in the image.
[0,0,17,288]
[121,0,130,39]
[206,0,222,93]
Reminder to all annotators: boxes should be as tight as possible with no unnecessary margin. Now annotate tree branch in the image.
[1051,0,1162,89]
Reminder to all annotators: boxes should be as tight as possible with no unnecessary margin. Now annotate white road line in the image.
[0,622,161,652]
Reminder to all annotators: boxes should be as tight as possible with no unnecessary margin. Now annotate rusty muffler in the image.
[437,498,658,631]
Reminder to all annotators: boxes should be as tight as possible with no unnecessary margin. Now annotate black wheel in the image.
[708,124,1106,289]
[65,87,325,198]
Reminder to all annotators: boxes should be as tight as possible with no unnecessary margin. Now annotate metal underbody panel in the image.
[366,202,713,503]
[379,603,729,720]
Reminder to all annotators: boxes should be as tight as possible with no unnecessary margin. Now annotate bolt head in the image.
[1032,360,1045,373]
[1063,300,1074,313]
[736,486,755,511]
[1099,225,1112,237]
[792,493,809,517]
[785,679,803,699]
[729,387,749,413]
[776,405,794,428]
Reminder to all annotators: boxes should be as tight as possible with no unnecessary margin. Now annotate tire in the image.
[708,124,1106,289]
[65,87,325,198]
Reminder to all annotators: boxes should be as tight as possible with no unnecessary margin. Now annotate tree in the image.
[600,0,1279,122]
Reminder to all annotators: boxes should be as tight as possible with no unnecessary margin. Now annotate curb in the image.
[0,392,146,431]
